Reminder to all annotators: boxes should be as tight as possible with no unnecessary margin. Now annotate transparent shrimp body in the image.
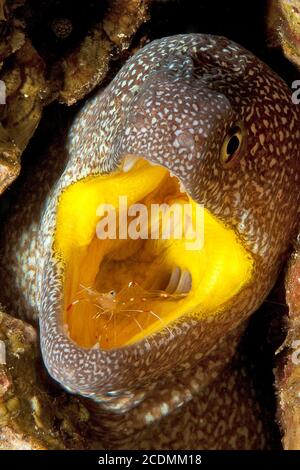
[67,281,186,349]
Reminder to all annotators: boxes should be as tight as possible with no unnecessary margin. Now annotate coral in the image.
[0,0,150,194]
[267,0,300,69]
[0,308,94,449]
[276,236,300,450]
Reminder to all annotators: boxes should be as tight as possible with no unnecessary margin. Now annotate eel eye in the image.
[220,124,244,165]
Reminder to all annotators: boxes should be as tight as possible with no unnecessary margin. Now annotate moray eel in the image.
[0,34,300,448]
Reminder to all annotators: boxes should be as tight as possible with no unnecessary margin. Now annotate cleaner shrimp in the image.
[67,281,187,348]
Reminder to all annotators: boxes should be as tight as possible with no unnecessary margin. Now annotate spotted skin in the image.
[0,35,299,448]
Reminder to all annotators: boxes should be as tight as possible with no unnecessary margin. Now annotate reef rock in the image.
[276,236,300,450]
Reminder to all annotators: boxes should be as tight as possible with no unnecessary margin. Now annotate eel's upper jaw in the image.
[52,154,254,356]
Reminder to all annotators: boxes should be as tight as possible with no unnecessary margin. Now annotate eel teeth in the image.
[122,156,139,172]
[169,171,186,194]
[165,266,181,294]
[0,340,6,365]
[165,267,192,295]
[179,180,186,194]
[175,270,192,294]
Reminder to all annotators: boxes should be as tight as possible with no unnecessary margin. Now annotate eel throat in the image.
[55,157,253,350]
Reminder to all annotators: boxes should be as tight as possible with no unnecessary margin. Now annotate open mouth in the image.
[54,157,253,350]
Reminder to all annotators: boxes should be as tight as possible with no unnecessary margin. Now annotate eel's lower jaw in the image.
[54,155,253,352]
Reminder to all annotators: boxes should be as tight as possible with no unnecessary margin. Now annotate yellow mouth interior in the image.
[54,158,253,350]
